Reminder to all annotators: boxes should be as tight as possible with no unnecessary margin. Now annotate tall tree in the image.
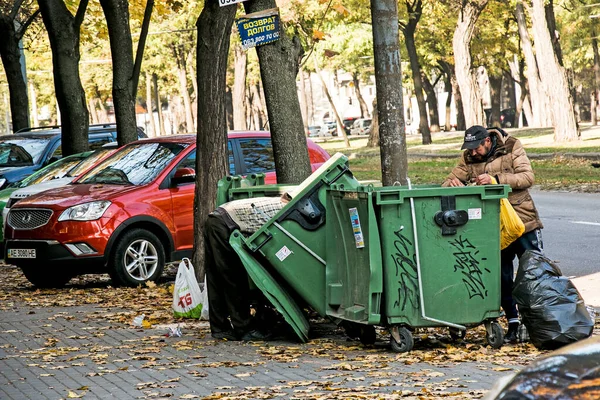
[371,0,407,186]
[529,0,579,141]
[0,1,38,132]
[193,0,236,279]
[452,0,488,127]
[400,0,431,144]
[232,43,247,130]
[38,0,90,155]
[243,0,311,184]
[99,0,154,145]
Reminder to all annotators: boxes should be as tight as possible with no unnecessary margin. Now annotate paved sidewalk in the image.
[0,302,538,400]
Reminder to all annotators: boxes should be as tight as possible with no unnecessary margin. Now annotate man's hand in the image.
[447,177,465,187]
[473,174,492,185]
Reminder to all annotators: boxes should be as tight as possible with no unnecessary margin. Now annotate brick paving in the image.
[0,302,526,400]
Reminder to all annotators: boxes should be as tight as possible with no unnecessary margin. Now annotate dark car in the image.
[0,124,146,190]
[486,108,528,128]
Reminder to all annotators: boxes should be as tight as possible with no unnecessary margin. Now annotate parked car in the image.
[306,125,321,137]
[0,144,118,234]
[0,124,145,190]
[4,132,331,288]
[343,117,359,135]
[350,118,372,135]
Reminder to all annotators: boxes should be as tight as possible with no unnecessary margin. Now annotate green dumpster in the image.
[228,153,361,342]
[326,182,509,351]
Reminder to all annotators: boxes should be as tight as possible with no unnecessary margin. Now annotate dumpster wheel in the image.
[390,326,413,353]
[485,321,504,349]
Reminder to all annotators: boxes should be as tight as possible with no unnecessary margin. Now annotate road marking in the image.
[570,221,600,226]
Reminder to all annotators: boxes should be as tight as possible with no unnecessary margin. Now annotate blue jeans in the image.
[500,229,543,322]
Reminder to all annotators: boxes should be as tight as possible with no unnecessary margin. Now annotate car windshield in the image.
[12,154,87,188]
[0,136,52,166]
[78,142,187,186]
[67,148,116,177]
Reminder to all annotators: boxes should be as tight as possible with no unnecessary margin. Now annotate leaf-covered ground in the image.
[1,263,598,400]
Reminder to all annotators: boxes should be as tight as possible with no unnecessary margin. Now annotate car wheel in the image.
[109,228,165,287]
[21,265,73,288]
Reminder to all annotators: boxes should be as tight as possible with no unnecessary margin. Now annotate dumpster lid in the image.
[230,232,310,343]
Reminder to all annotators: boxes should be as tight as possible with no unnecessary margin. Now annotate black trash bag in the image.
[512,250,594,350]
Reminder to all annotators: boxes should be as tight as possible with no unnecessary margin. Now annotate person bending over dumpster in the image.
[204,194,290,341]
[442,125,544,343]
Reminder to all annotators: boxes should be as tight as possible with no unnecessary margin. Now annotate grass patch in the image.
[346,155,600,189]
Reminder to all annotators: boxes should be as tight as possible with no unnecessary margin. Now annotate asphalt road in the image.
[531,189,600,277]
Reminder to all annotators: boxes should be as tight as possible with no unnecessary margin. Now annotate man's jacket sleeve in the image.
[441,153,470,187]
[496,140,535,190]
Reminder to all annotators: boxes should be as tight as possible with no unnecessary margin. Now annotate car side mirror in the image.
[171,167,196,186]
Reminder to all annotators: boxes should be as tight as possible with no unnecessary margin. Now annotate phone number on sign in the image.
[243,31,280,48]
[219,0,246,6]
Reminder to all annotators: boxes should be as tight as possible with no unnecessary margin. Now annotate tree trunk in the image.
[488,73,502,127]
[186,49,198,129]
[508,55,532,127]
[402,0,431,144]
[145,72,156,136]
[243,0,311,184]
[99,0,143,146]
[367,97,379,147]
[371,0,407,186]
[0,13,30,132]
[153,73,166,136]
[232,44,247,130]
[174,45,195,133]
[38,0,89,156]
[250,83,265,130]
[529,0,579,141]
[88,98,98,125]
[452,0,488,127]
[544,0,562,67]
[421,71,440,133]
[352,73,370,118]
[316,64,350,147]
[451,73,466,131]
[298,67,309,133]
[193,0,236,280]
[438,60,454,132]
[592,92,598,126]
[29,80,39,126]
[592,26,599,125]
[515,1,550,127]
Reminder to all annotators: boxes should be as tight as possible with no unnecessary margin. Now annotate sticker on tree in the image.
[236,8,280,50]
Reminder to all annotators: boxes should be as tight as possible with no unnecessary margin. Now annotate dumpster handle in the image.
[407,178,466,331]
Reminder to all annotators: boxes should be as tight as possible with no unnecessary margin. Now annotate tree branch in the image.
[74,0,89,29]
[16,8,40,40]
[9,0,25,21]
[132,0,154,98]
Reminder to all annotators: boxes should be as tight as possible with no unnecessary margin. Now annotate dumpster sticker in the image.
[275,245,292,262]
[391,229,419,311]
[448,235,489,299]
[348,207,365,248]
[468,208,482,220]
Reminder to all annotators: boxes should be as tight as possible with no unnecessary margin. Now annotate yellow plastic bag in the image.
[491,177,525,249]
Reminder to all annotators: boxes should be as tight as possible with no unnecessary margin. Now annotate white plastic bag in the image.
[172,258,204,319]
[200,277,209,321]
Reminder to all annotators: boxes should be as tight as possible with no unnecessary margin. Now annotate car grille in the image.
[8,209,53,230]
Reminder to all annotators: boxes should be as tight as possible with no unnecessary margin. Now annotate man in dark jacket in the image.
[442,125,544,343]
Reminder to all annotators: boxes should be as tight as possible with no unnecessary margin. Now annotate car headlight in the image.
[58,201,111,221]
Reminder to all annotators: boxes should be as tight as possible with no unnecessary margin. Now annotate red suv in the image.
[4,132,330,287]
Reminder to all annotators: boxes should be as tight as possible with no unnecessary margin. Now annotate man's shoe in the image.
[212,330,238,341]
[241,329,271,341]
[504,322,519,344]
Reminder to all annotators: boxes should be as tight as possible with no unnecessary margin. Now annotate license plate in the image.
[7,248,36,259]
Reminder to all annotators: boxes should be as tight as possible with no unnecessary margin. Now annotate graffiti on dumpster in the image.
[448,235,490,299]
[391,229,419,311]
